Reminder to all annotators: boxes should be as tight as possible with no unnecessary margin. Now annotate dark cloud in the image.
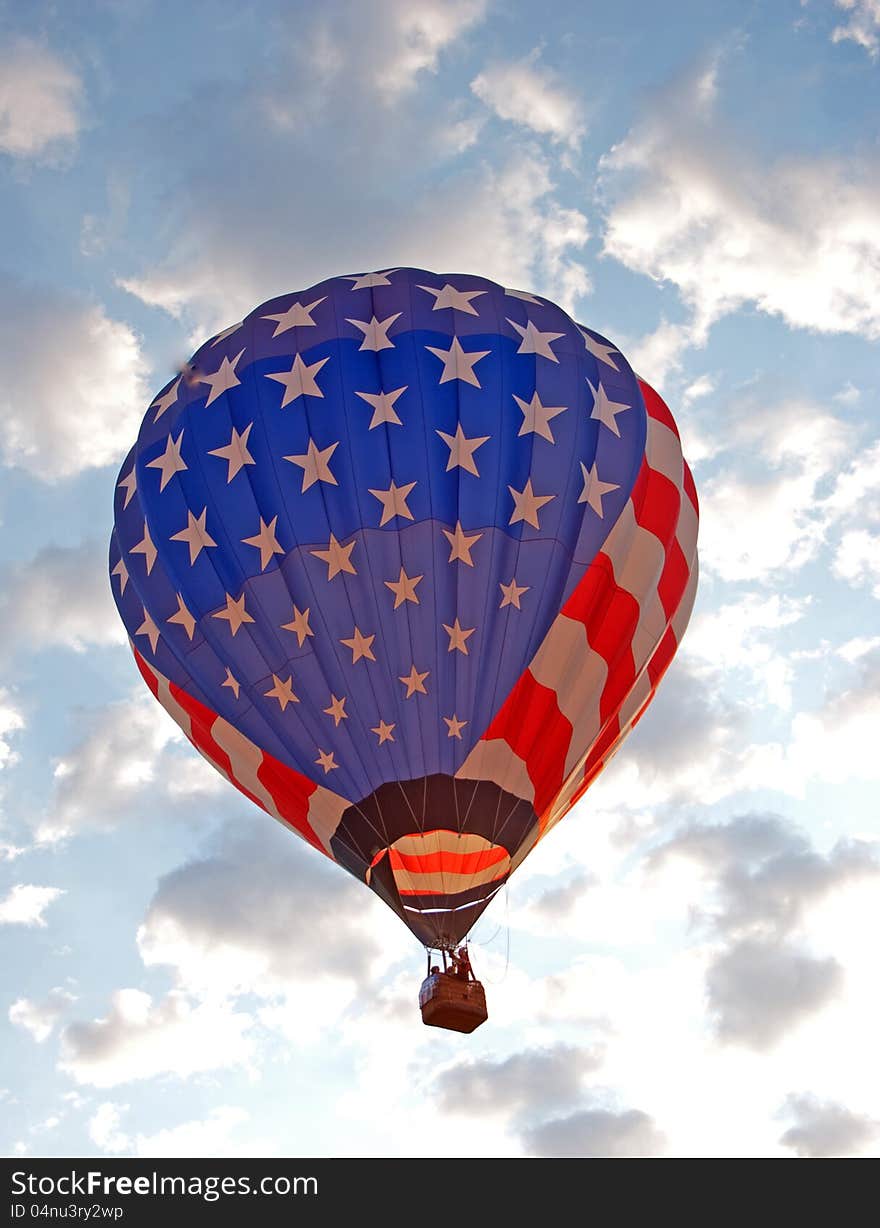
[437,1043,603,1118]
[139,819,383,987]
[651,814,876,1049]
[0,541,123,660]
[779,1094,879,1158]
[707,938,843,1050]
[522,1106,665,1158]
[529,871,596,922]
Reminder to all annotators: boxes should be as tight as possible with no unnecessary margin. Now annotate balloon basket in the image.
[418,971,488,1033]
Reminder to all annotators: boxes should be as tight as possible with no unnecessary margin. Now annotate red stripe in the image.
[388,846,509,875]
[638,378,680,437]
[682,460,699,514]
[632,464,681,550]
[256,755,324,853]
[657,537,690,620]
[133,648,160,699]
[483,671,572,816]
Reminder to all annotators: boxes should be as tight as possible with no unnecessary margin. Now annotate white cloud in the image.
[38,692,222,844]
[0,691,25,770]
[60,988,255,1087]
[833,529,880,598]
[0,277,149,480]
[522,1105,665,1158]
[9,987,76,1043]
[471,52,585,146]
[0,542,125,658]
[88,1103,130,1154]
[832,0,880,57]
[600,58,880,341]
[0,40,83,161]
[0,883,64,927]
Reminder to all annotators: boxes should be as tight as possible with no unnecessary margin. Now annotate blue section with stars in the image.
[110,268,647,803]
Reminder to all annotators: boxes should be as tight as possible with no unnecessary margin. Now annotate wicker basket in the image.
[419,972,488,1033]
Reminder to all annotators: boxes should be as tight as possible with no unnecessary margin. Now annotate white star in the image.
[315,748,338,774]
[262,297,326,336]
[506,318,564,362]
[171,508,217,565]
[135,606,160,653]
[324,694,347,726]
[384,567,422,609]
[311,534,357,580]
[111,557,129,594]
[242,515,284,570]
[345,270,398,290]
[513,392,567,443]
[117,466,137,509]
[425,337,490,387]
[399,664,429,698]
[213,591,255,637]
[150,377,181,423]
[578,461,620,517]
[436,424,489,475]
[210,321,243,346]
[588,380,630,437]
[371,719,395,744]
[146,430,187,491]
[284,438,338,492]
[198,349,245,406]
[166,593,196,640]
[346,312,401,352]
[340,626,376,664]
[508,478,555,529]
[505,287,543,304]
[355,386,407,429]
[443,618,475,655]
[417,283,486,315]
[368,479,416,526]
[222,667,241,699]
[265,353,329,406]
[130,521,157,574]
[265,673,299,710]
[580,327,620,371]
[208,423,256,482]
[499,578,529,609]
[443,714,468,739]
[281,605,313,647]
[442,521,482,566]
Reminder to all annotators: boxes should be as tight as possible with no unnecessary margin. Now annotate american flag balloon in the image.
[110,268,699,950]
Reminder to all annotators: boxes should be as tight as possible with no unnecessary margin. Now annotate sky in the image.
[1,0,879,1160]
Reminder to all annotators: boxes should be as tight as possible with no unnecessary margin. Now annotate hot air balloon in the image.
[109,268,698,1033]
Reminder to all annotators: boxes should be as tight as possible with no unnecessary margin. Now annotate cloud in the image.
[832,0,880,57]
[600,57,880,341]
[0,276,149,480]
[59,820,396,1086]
[59,988,255,1088]
[0,39,83,161]
[299,0,489,101]
[832,529,880,598]
[38,692,222,844]
[89,1101,269,1158]
[137,824,382,995]
[0,884,64,927]
[695,399,849,584]
[0,691,25,770]
[0,542,125,659]
[471,51,585,147]
[88,1103,130,1154]
[706,939,843,1049]
[8,987,76,1043]
[779,1092,879,1157]
[652,814,878,1047]
[521,1106,665,1158]
[436,1044,604,1118]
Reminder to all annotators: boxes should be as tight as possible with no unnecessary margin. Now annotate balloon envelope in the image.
[110,268,698,948]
